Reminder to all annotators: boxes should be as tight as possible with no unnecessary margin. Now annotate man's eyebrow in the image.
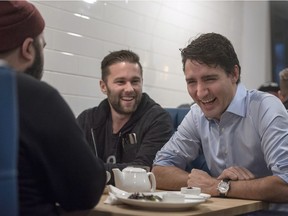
[186,77,196,82]
[114,77,125,81]
[202,74,218,79]
[186,74,218,81]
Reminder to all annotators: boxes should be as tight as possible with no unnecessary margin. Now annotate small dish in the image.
[181,187,201,195]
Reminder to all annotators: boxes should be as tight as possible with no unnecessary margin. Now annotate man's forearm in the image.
[152,165,189,190]
[228,175,288,202]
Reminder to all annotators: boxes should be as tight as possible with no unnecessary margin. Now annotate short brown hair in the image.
[180,33,241,83]
[101,50,143,82]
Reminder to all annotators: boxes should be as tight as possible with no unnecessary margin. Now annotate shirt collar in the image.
[226,83,247,117]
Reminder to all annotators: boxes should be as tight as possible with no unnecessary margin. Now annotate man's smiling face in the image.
[185,60,239,120]
[101,61,143,116]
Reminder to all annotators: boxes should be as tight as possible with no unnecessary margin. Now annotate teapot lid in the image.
[123,167,146,173]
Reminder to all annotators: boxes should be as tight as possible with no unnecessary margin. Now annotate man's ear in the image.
[232,65,240,83]
[100,80,107,95]
[21,38,35,62]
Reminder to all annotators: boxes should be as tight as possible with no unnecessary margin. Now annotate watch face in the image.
[218,181,229,193]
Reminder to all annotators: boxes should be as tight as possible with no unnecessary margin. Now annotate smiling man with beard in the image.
[152,33,288,215]
[77,50,173,184]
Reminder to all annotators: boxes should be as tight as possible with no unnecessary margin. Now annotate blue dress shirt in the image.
[154,84,288,212]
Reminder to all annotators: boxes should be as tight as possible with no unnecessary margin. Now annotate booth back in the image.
[165,108,189,131]
[0,66,18,216]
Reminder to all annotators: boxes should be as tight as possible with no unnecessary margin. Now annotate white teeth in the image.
[122,96,134,101]
[201,98,215,103]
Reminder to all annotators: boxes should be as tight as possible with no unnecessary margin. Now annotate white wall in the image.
[241,1,271,88]
[32,0,270,116]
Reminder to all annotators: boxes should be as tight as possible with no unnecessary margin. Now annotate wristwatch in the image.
[217,178,230,197]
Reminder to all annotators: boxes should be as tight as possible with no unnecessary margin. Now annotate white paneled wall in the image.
[32,0,270,116]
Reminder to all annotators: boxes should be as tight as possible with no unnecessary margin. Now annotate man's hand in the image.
[187,169,218,196]
[217,166,255,181]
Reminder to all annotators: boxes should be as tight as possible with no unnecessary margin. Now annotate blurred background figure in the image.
[278,68,288,109]
[258,81,280,98]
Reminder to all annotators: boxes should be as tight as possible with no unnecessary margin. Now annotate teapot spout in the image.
[112,168,123,188]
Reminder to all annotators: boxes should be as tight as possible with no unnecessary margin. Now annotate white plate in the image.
[115,192,205,210]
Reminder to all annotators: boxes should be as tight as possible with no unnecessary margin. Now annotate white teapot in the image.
[112,167,156,192]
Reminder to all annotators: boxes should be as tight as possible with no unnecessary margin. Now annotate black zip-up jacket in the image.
[77,93,173,182]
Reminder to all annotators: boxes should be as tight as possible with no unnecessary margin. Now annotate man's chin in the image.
[119,106,137,114]
[203,111,220,120]
[122,108,136,114]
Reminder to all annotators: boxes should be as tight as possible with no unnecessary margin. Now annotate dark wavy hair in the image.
[181,33,241,83]
[101,50,143,82]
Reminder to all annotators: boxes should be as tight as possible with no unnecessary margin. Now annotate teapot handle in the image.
[147,172,156,192]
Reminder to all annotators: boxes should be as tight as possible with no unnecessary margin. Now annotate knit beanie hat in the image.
[0,0,45,52]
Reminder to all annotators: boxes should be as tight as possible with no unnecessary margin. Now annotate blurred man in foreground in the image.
[0,1,106,215]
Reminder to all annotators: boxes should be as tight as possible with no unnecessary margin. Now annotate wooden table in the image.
[62,193,268,216]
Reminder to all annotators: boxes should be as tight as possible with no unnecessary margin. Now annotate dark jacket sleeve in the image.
[134,106,174,166]
[18,77,106,211]
[76,108,99,156]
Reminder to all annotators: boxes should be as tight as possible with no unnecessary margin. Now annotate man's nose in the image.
[196,83,208,98]
[124,82,134,91]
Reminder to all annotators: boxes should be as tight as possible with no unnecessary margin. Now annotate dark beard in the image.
[107,88,142,115]
[24,40,43,80]
[110,99,138,115]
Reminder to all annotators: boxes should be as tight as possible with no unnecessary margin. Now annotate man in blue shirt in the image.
[152,33,288,213]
